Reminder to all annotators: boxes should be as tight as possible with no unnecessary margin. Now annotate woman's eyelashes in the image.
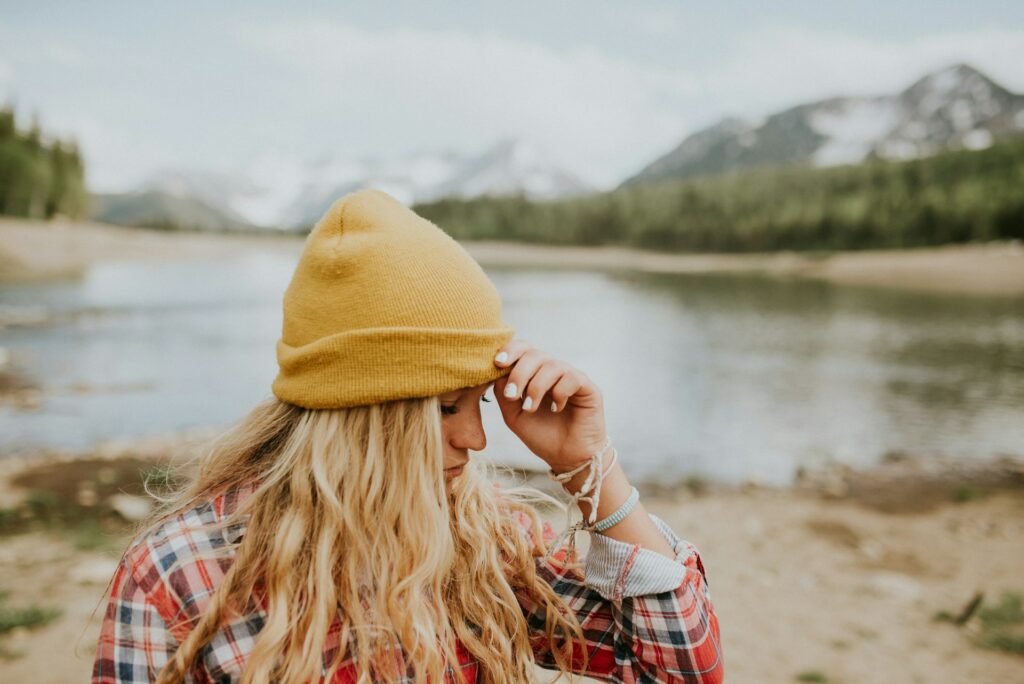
[440,394,492,416]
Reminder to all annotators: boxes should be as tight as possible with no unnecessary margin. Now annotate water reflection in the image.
[486,268,1024,483]
[1,259,1021,486]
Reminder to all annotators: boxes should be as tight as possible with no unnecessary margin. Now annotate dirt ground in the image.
[0,440,1021,684]
[2,216,1023,297]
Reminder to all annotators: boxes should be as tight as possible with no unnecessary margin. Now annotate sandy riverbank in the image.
[2,217,1023,296]
[0,217,306,283]
[466,240,1024,297]
[0,433,1021,683]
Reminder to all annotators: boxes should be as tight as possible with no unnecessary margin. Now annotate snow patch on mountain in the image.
[626,62,1024,186]
[810,98,900,166]
[432,139,588,201]
[137,139,590,230]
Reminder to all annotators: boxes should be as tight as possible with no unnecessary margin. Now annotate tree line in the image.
[0,104,89,220]
[414,135,1024,252]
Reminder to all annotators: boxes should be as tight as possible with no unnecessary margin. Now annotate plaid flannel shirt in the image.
[92,483,723,683]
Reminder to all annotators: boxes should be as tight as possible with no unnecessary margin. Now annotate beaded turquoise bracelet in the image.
[593,486,640,533]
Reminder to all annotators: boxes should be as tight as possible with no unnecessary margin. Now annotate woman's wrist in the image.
[563,461,633,523]
[549,439,614,493]
[593,486,640,533]
[563,459,677,558]
[545,435,612,476]
[544,438,676,560]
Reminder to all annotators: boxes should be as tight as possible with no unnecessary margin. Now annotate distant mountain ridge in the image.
[92,138,591,232]
[623,63,1024,186]
[91,190,259,233]
[92,63,1024,233]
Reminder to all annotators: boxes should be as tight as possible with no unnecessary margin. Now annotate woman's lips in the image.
[444,465,465,477]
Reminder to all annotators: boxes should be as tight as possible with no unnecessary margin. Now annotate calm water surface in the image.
[1,253,1022,485]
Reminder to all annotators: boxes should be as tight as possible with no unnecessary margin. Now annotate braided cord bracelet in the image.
[544,436,640,561]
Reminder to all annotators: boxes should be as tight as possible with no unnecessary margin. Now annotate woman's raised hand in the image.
[492,339,608,472]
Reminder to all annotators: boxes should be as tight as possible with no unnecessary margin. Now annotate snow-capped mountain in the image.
[623,63,1024,186]
[143,168,262,225]
[111,139,591,231]
[430,138,592,202]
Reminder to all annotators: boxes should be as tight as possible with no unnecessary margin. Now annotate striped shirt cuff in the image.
[582,514,693,601]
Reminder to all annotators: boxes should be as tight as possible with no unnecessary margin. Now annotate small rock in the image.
[859,539,884,561]
[15,388,43,410]
[95,466,119,485]
[740,477,762,493]
[743,516,764,538]
[797,573,819,590]
[93,439,130,460]
[816,466,849,498]
[108,494,153,522]
[864,571,921,601]
[76,481,99,507]
[70,558,119,585]
[963,617,984,637]
[6,626,30,646]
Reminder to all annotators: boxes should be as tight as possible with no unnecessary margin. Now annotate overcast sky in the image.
[2,1,1023,191]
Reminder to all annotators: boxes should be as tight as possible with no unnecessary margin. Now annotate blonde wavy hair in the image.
[139,394,588,683]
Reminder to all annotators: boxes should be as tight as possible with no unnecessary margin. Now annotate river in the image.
[1,253,1022,485]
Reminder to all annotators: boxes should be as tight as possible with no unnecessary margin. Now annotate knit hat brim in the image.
[273,325,515,409]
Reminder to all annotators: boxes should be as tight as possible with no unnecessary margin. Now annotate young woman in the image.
[91,189,723,683]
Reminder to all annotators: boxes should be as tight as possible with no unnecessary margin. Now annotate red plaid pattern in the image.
[92,484,723,682]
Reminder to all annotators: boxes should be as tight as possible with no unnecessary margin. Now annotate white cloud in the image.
[622,2,690,38]
[6,13,1023,192]
[70,116,182,193]
[232,19,699,188]
[232,20,1024,189]
[40,41,87,69]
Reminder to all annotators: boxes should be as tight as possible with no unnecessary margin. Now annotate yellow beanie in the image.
[271,189,516,409]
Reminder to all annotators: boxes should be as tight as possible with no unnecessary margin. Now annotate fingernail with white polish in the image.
[504,382,517,398]
[495,352,508,363]
[522,396,533,411]
[550,401,558,412]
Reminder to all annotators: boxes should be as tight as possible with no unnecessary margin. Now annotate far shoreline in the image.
[2,217,1023,297]
[464,239,1024,297]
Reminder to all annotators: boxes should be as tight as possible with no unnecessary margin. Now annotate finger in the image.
[493,339,533,369]
[493,373,532,424]
[493,375,519,424]
[499,348,548,402]
[548,372,584,412]
[519,360,567,413]
[494,373,510,398]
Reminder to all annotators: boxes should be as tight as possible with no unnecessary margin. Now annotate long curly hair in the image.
[138,394,588,683]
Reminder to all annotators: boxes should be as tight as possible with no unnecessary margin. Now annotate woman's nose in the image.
[450,417,487,452]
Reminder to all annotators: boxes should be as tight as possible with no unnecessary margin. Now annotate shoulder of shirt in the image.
[117,482,257,620]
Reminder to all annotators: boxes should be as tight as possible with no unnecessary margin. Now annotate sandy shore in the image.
[0,217,305,283]
[0,434,1021,683]
[2,217,1023,296]
[466,240,1024,297]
